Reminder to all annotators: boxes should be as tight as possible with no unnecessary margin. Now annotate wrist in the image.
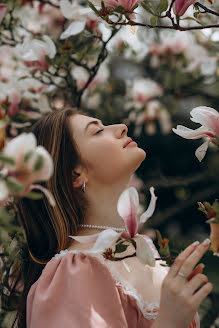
[152,315,176,328]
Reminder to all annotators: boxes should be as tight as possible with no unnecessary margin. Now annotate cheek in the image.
[84,140,125,173]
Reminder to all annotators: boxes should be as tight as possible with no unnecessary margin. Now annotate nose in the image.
[116,123,128,138]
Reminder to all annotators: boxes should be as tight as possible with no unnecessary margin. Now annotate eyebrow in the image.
[85,120,103,133]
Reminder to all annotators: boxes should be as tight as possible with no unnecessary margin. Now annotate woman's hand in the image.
[153,238,213,328]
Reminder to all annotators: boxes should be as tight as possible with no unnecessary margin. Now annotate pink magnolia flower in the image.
[91,0,143,11]
[69,186,157,266]
[173,0,196,16]
[2,133,55,205]
[0,4,7,24]
[172,106,219,162]
[14,36,56,71]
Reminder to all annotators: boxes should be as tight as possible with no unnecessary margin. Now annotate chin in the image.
[132,149,146,172]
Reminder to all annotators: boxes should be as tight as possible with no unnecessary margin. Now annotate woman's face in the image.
[69,114,146,186]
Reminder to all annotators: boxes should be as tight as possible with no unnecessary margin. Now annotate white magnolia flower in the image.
[130,79,163,105]
[14,36,56,70]
[60,0,100,39]
[172,106,219,161]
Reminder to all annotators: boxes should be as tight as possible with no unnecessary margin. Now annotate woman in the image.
[13,108,212,328]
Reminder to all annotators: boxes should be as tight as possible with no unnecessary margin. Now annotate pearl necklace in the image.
[79,224,125,232]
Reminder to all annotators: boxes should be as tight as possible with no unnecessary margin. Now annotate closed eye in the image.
[95,129,104,134]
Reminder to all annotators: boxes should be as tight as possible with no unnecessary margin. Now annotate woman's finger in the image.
[192,282,213,308]
[187,263,205,281]
[185,273,208,295]
[167,241,200,278]
[176,239,210,278]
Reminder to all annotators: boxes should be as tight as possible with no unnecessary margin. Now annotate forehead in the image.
[70,114,98,137]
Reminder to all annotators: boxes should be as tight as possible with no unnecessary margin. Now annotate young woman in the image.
[14,108,212,328]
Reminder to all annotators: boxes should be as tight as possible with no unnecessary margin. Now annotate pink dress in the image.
[26,234,200,327]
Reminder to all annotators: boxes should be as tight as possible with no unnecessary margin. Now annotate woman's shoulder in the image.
[28,250,109,296]
[26,250,132,328]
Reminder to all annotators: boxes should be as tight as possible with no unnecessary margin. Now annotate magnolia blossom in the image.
[172,106,219,162]
[130,79,163,105]
[60,0,100,39]
[184,44,217,75]
[149,31,192,56]
[0,80,22,117]
[173,0,196,16]
[91,0,144,11]
[14,36,56,70]
[70,186,157,266]
[132,101,172,137]
[0,4,7,24]
[1,133,55,205]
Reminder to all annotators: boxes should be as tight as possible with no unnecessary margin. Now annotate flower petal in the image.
[139,187,157,224]
[172,125,215,139]
[190,106,219,136]
[117,187,139,237]
[60,0,74,19]
[195,139,210,162]
[92,229,122,253]
[28,146,54,182]
[60,21,86,39]
[135,235,155,266]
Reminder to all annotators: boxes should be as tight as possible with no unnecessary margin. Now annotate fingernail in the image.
[202,238,211,246]
[191,241,200,246]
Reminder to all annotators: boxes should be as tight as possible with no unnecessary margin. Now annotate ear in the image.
[72,169,87,189]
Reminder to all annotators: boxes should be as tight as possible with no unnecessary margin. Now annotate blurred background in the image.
[0,0,219,326]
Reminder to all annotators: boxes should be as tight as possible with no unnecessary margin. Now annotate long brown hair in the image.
[12,108,91,328]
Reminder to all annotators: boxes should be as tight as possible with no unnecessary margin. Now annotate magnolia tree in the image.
[0,0,219,326]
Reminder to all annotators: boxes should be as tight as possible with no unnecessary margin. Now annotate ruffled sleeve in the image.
[26,252,129,328]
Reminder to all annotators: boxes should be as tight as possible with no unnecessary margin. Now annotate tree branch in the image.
[76,28,119,107]
[109,20,219,31]
[195,2,219,17]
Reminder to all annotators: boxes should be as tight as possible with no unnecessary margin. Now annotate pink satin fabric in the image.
[26,251,200,327]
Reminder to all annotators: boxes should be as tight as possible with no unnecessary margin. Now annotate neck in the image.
[81,177,131,232]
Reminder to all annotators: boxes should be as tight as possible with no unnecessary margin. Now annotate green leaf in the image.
[88,1,100,16]
[0,153,15,166]
[5,177,26,194]
[150,16,158,26]
[141,1,155,15]
[182,16,206,26]
[157,0,168,14]
[115,242,129,253]
[113,5,125,13]
[33,154,44,172]
[25,191,43,200]
[0,116,10,128]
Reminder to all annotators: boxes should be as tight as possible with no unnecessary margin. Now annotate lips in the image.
[124,137,133,148]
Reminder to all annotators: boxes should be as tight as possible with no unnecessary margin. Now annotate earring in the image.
[82,180,86,193]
